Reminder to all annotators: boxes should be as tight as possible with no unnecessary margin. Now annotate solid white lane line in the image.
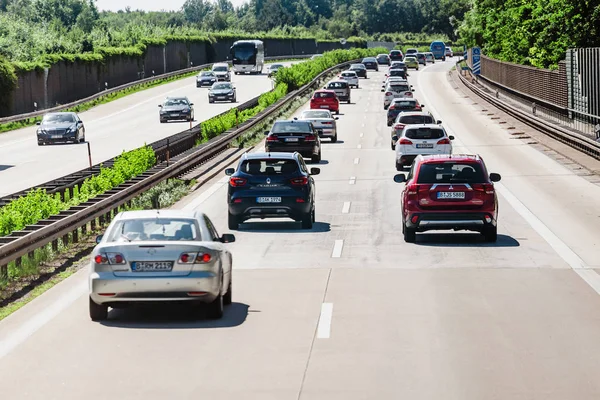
[354,157,360,164]
[342,201,351,214]
[182,180,227,210]
[317,303,334,339]
[0,281,87,360]
[349,177,356,185]
[331,240,344,258]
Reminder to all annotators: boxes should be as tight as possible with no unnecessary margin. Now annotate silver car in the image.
[297,109,339,142]
[88,210,235,321]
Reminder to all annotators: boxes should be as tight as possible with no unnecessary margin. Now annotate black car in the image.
[225,152,320,230]
[196,71,217,87]
[389,50,404,61]
[376,54,391,65]
[390,62,408,74]
[208,82,236,103]
[264,119,322,162]
[387,98,424,126]
[387,68,408,79]
[159,97,194,123]
[361,57,379,71]
[36,112,85,145]
[349,63,367,78]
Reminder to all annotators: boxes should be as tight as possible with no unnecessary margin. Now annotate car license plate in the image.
[285,137,299,142]
[170,113,179,117]
[51,135,62,139]
[257,197,281,203]
[416,143,434,148]
[437,192,465,199]
[132,261,174,272]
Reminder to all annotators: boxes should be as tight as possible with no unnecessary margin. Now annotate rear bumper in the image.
[89,271,220,305]
[229,200,311,221]
[310,104,339,112]
[265,144,318,158]
[317,128,336,138]
[405,212,497,232]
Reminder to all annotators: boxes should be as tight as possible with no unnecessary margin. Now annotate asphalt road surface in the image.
[2,60,600,399]
[0,69,281,197]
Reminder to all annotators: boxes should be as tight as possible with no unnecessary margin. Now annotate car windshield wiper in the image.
[120,234,132,242]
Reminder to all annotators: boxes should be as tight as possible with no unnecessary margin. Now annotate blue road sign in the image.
[472,47,481,75]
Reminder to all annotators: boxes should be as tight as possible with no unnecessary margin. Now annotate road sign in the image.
[472,47,481,75]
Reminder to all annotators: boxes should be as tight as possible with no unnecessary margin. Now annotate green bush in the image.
[128,179,190,210]
[0,56,18,115]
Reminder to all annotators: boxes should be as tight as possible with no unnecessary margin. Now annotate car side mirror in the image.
[334,117,339,120]
[381,89,384,92]
[323,87,326,90]
[449,135,455,140]
[437,120,442,124]
[264,131,270,135]
[310,167,320,175]
[490,173,501,182]
[421,104,425,107]
[78,120,83,124]
[220,233,236,243]
[392,135,398,141]
[158,104,163,108]
[393,174,406,183]
[189,103,194,106]
[36,121,41,125]
[225,168,235,176]
[411,89,415,92]
[95,235,103,244]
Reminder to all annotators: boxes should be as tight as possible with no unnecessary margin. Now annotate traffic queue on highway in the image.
[86,50,503,322]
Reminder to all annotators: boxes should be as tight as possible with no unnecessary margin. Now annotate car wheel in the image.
[206,291,224,319]
[232,97,236,103]
[80,135,85,143]
[387,121,392,127]
[391,141,396,151]
[396,161,403,171]
[403,223,416,243]
[347,99,351,104]
[160,119,165,123]
[483,226,498,242]
[331,135,337,143]
[37,141,43,146]
[312,151,321,163]
[223,275,232,305]
[301,210,313,229]
[89,297,108,321]
[228,212,238,230]
[209,99,214,103]
[335,110,339,115]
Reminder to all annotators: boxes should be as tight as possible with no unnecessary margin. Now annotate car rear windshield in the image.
[390,84,410,91]
[390,70,406,76]
[404,127,445,139]
[327,82,348,89]
[350,64,365,69]
[272,121,313,133]
[390,51,401,55]
[107,218,201,242]
[302,111,331,118]
[399,115,434,124]
[393,100,417,108]
[240,159,299,175]
[417,163,486,184]
[341,72,356,77]
[313,91,335,99]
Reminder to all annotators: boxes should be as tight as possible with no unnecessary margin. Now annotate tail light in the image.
[437,138,451,145]
[473,183,495,194]
[389,105,396,110]
[94,252,126,265]
[399,138,413,145]
[385,92,392,96]
[322,121,332,125]
[415,105,421,110]
[405,92,412,96]
[394,123,406,131]
[229,177,247,187]
[290,177,309,186]
[266,135,278,142]
[304,135,316,141]
[179,252,212,264]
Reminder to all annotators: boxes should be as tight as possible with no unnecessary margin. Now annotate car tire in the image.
[228,212,238,230]
[331,135,337,143]
[483,226,498,242]
[209,99,214,104]
[80,135,85,143]
[347,99,351,104]
[312,151,321,163]
[301,210,313,229]
[223,276,232,305]
[206,291,224,319]
[391,141,396,151]
[403,223,416,243]
[232,97,236,103]
[89,297,108,321]
[396,161,403,171]
[335,110,339,115]
[37,141,43,146]
[160,119,165,123]
[387,121,392,127]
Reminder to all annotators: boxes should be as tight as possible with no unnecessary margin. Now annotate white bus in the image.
[229,40,265,74]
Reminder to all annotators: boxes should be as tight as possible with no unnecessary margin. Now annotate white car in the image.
[338,70,359,88]
[382,76,408,88]
[297,109,339,142]
[395,124,454,170]
[88,210,235,321]
[390,111,440,150]
[212,63,231,81]
[382,81,414,109]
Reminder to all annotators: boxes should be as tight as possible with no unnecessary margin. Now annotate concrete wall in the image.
[4,38,364,117]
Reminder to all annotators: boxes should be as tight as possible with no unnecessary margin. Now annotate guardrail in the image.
[456,62,600,161]
[0,55,314,125]
[0,58,358,276]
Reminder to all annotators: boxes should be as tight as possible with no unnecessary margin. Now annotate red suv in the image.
[310,90,340,114]
[393,154,502,243]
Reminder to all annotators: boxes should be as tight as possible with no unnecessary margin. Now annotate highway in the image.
[0,69,280,197]
[2,60,600,399]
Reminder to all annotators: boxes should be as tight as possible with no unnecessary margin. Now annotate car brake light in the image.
[437,138,451,145]
[180,253,193,263]
[385,92,392,96]
[399,138,413,145]
[394,124,406,131]
[266,135,278,142]
[389,105,396,110]
[305,135,316,141]
[229,177,247,187]
[197,253,211,263]
[290,177,309,186]
[322,121,332,125]
[94,254,108,264]
[473,183,495,194]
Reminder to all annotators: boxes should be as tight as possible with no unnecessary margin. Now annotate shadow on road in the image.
[414,233,520,247]
[238,221,331,233]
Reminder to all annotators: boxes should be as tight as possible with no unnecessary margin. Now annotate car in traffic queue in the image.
[268,63,285,77]
[405,48,418,56]
[404,56,419,70]
[386,97,424,126]
[376,54,391,65]
[159,97,194,123]
[416,53,427,65]
[425,52,436,63]
[212,63,231,81]
[297,109,339,142]
[382,81,414,109]
[196,71,217,87]
[394,124,454,170]
[264,119,322,163]
[390,111,441,149]
[324,80,351,103]
[36,112,86,145]
[382,76,408,89]
[393,154,502,243]
[88,209,236,321]
[385,68,408,80]
[389,49,404,61]
[225,152,320,230]
[310,89,340,114]
[361,57,379,71]
[338,70,360,88]
[430,41,447,60]
[445,47,454,57]
[208,82,236,103]
[349,63,368,78]
[390,61,408,74]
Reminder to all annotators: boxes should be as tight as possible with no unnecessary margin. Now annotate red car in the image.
[393,154,502,243]
[310,90,340,114]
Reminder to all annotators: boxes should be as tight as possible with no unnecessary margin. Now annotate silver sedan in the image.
[297,109,339,142]
[88,210,235,321]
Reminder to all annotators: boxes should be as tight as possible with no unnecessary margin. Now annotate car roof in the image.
[243,151,297,160]
[377,54,388,57]
[342,70,357,74]
[44,111,76,116]
[393,97,417,102]
[117,210,203,220]
[166,96,189,100]
[397,111,432,117]
[328,79,348,84]
[405,123,443,129]
[273,119,311,124]
[417,154,482,164]
[213,63,228,66]
[314,89,336,93]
